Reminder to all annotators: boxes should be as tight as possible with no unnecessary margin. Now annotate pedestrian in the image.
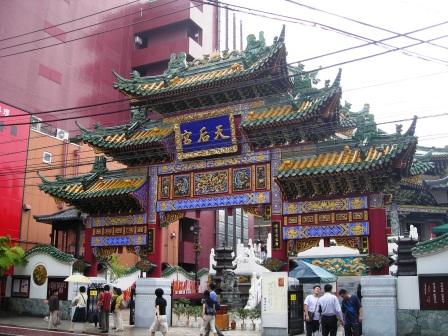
[205,283,224,336]
[113,288,124,332]
[72,286,88,333]
[149,288,168,336]
[96,287,104,329]
[260,244,267,260]
[200,290,217,336]
[48,289,60,330]
[304,285,321,336]
[98,284,112,333]
[315,284,344,336]
[339,289,362,336]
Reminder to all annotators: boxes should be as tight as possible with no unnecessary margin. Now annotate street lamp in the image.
[190,222,200,292]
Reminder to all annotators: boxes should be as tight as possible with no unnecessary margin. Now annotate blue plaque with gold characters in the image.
[174,114,237,160]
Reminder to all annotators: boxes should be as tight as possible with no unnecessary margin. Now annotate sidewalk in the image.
[0,313,264,336]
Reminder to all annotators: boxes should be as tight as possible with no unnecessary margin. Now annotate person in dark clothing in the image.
[339,289,362,336]
[200,290,217,336]
[315,284,344,336]
[205,283,224,336]
[149,288,168,336]
[99,285,112,333]
[48,289,60,330]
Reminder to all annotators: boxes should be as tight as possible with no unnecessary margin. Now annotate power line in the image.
[0,0,177,52]
[1,9,447,120]
[0,0,140,43]
[283,0,448,52]
[2,24,448,129]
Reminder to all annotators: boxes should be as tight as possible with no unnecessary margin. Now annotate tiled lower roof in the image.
[277,142,412,178]
[412,233,448,256]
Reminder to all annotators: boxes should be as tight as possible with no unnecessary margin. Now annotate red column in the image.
[84,228,98,276]
[271,214,288,269]
[147,215,162,278]
[368,207,389,275]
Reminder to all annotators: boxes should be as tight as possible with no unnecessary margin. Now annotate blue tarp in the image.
[289,260,337,283]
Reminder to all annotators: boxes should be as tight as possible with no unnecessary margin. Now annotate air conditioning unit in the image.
[31,116,42,132]
[56,128,69,140]
[134,35,143,46]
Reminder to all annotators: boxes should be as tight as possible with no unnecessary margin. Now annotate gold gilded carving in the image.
[335,213,348,221]
[198,127,210,142]
[214,125,230,140]
[352,211,364,220]
[335,237,359,249]
[287,238,320,255]
[182,129,192,145]
[161,211,185,227]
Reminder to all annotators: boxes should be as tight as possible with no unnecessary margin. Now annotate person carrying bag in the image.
[72,286,88,333]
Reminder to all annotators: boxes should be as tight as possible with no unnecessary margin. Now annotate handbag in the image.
[72,294,87,323]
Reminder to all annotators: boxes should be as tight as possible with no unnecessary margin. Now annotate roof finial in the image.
[404,115,418,136]
[278,25,286,43]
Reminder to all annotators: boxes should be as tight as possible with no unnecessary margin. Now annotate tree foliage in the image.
[107,254,128,279]
[0,236,26,276]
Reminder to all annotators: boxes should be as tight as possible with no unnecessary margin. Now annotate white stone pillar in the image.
[135,278,172,328]
[361,276,397,336]
[267,233,272,258]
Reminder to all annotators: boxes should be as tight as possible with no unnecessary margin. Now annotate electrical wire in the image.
[0,0,141,43]
[0,0,178,52]
[2,24,448,129]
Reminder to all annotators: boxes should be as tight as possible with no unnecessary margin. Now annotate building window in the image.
[134,34,148,49]
[11,276,30,298]
[10,125,17,136]
[188,23,202,46]
[43,152,52,164]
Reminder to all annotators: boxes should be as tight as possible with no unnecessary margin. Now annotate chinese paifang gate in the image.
[39,26,418,277]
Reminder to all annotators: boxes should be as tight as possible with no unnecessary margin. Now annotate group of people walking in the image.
[149,283,224,336]
[304,284,362,336]
[47,284,125,333]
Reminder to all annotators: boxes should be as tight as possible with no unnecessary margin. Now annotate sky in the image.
[221,0,448,147]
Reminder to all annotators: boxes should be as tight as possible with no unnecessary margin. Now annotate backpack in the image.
[205,302,216,315]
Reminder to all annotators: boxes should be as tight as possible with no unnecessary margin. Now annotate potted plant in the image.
[364,253,389,273]
[191,305,202,328]
[173,298,189,326]
[248,308,261,330]
[229,308,237,330]
[184,304,195,327]
[236,308,250,330]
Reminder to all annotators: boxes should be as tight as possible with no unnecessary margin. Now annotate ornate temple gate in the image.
[39,27,416,277]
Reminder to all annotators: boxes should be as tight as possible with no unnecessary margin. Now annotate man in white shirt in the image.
[304,285,321,336]
[315,284,344,336]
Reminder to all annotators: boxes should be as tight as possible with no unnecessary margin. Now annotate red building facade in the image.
[0,102,30,239]
[0,0,217,133]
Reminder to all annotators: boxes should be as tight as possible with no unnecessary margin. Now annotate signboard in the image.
[47,277,69,300]
[11,276,30,298]
[261,272,288,329]
[272,221,281,249]
[174,114,237,160]
[148,228,154,253]
[419,275,448,310]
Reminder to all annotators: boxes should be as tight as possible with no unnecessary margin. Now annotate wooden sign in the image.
[419,275,448,310]
[272,221,281,249]
[47,277,69,300]
[148,228,155,254]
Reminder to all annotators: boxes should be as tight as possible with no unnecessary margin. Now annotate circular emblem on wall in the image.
[32,265,47,286]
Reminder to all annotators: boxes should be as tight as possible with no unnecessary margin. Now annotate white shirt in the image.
[304,294,319,314]
[315,292,343,321]
[73,293,87,308]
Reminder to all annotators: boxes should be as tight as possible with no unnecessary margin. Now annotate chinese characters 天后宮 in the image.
[182,124,230,145]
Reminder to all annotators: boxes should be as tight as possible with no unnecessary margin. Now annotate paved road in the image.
[0,314,263,336]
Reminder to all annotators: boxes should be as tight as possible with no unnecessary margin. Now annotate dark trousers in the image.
[100,310,110,332]
[344,322,361,336]
[205,322,224,336]
[305,320,320,336]
[321,315,338,336]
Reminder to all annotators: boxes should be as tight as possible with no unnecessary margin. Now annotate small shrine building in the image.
[39,27,417,276]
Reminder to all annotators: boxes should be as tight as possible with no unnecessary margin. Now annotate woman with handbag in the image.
[48,289,60,330]
[72,286,88,333]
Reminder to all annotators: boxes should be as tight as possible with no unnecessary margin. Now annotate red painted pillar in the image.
[148,215,162,278]
[271,214,287,270]
[84,227,98,276]
[368,207,389,275]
